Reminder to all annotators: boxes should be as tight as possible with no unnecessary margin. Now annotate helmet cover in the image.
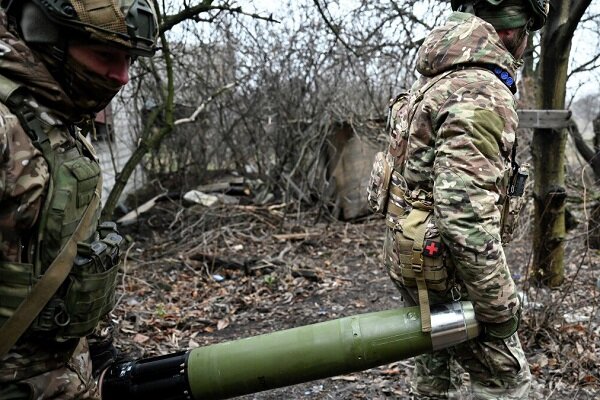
[450,0,549,31]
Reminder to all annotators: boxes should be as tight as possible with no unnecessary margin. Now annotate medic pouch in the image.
[385,187,456,333]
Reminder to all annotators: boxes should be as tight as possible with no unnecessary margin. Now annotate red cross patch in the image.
[423,240,442,257]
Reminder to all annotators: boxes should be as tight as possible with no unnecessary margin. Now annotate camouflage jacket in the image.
[0,12,96,381]
[400,12,521,324]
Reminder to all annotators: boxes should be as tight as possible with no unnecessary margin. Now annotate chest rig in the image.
[368,68,525,333]
[0,75,122,356]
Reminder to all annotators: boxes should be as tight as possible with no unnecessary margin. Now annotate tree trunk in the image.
[568,119,600,177]
[531,1,573,287]
[531,0,593,286]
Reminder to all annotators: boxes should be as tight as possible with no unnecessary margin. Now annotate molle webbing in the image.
[385,171,408,229]
[0,76,112,356]
[400,205,434,332]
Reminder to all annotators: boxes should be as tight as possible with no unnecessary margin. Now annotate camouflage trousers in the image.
[382,231,531,399]
[412,333,530,399]
[0,338,99,400]
[393,284,531,400]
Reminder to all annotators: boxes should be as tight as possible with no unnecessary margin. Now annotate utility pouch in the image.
[394,208,451,293]
[367,151,394,214]
[55,222,123,340]
[501,163,529,244]
[367,91,412,215]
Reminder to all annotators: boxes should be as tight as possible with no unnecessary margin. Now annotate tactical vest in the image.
[0,75,122,343]
[367,68,526,332]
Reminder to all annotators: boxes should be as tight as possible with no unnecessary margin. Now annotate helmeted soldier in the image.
[0,0,158,398]
[368,0,549,398]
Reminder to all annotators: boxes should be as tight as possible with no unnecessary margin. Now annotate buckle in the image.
[411,250,424,271]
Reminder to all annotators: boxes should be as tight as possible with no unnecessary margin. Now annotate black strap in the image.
[5,90,51,147]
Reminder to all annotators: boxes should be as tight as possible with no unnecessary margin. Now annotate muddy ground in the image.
[112,197,599,399]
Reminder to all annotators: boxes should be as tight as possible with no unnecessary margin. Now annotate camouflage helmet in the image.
[451,0,549,31]
[3,0,158,56]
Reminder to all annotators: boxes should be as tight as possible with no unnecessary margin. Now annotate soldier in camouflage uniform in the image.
[368,0,549,399]
[0,1,157,398]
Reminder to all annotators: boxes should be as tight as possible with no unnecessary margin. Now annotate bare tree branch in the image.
[174,82,236,125]
[161,1,279,33]
[312,0,358,57]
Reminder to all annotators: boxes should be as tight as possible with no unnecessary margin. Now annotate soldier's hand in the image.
[479,310,520,341]
[90,339,120,378]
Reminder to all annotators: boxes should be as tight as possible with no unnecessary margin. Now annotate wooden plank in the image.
[117,194,163,225]
[517,109,572,129]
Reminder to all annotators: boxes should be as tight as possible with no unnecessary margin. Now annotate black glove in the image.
[89,338,120,378]
[480,311,521,342]
[88,318,123,378]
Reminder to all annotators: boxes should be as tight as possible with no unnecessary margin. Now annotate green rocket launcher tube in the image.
[99,301,480,400]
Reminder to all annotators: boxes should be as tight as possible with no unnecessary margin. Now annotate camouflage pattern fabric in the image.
[0,11,87,122]
[0,10,98,398]
[382,12,530,398]
[0,339,98,400]
[412,334,530,399]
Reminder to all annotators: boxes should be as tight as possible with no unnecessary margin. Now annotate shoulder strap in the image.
[414,68,456,101]
[398,68,457,174]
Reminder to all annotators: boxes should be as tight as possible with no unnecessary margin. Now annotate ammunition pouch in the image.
[0,222,122,340]
[54,222,122,340]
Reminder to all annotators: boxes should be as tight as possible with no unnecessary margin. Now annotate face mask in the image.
[62,54,125,114]
[32,45,125,116]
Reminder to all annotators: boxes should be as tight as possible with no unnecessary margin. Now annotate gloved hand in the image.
[88,318,123,378]
[480,310,521,342]
[89,338,120,378]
